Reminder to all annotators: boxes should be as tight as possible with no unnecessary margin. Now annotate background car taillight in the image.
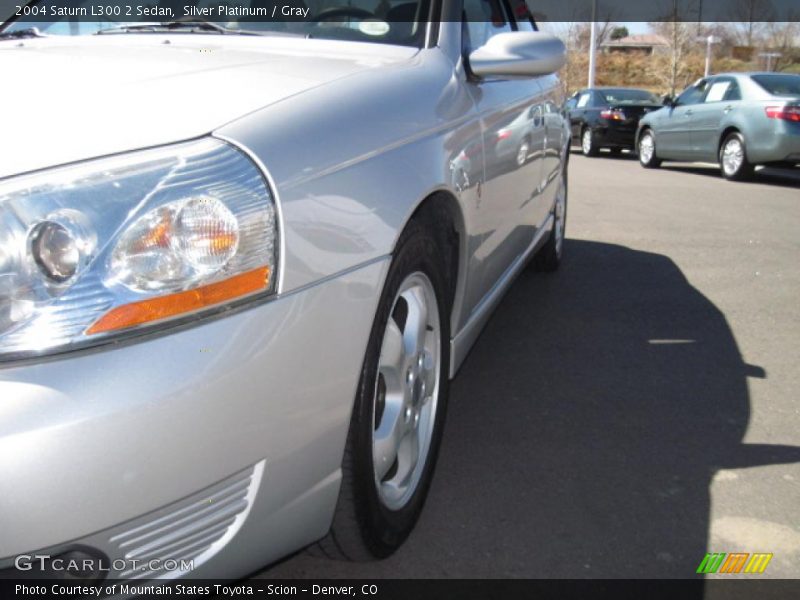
[765,105,800,122]
[600,108,626,121]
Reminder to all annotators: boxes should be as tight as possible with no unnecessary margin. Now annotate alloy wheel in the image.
[372,272,441,511]
[722,138,744,177]
[582,129,593,155]
[639,133,655,165]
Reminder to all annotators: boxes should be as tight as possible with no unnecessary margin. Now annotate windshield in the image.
[751,74,800,98]
[599,89,661,105]
[2,0,430,47]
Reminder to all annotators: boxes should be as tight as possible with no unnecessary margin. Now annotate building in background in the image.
[601,34,670,56]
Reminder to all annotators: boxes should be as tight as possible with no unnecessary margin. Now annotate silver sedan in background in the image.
[637,72,800,180]
[0,0,568,582]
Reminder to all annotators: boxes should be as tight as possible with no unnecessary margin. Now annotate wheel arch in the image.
[401,190,467,338]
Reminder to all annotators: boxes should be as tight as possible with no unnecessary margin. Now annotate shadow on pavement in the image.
[436,240,800,580]
[263,240,800,584]
[662,164,800,188]
[569,148,638,161]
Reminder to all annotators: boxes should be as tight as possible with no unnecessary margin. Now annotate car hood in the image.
[0,35,417,179]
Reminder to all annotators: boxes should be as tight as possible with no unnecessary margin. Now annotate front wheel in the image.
[638,130,662,168]
[720,132,755,181]
[316,218,450,560]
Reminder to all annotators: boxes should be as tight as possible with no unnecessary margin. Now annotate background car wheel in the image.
[581,128,599,157]
[638,130,661,168]
[516,139,530,166]
[534,159,568,272]
[314,217,450,560]
[720,132,755,181]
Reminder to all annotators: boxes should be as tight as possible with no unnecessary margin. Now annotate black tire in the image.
[534,159,568,272]
[719,132,755,181]
[314,217,451,560]
[638,129,662,168]
[581,127,600,157]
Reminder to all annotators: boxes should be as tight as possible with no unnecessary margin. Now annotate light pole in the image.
[695,34,718,77]
[703,35,717,77]
[587,0,597,88]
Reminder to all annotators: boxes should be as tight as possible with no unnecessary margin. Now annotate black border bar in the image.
[4,579,800,600]
[2,0,800,24]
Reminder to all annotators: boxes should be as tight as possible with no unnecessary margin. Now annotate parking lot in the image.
[261,153,800,580]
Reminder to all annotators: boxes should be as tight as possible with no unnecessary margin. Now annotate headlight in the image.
[0,138,277,361]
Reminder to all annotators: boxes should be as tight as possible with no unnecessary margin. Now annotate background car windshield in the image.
[3,0,430,47]
[600,89,660,104]
[751,74,800,97]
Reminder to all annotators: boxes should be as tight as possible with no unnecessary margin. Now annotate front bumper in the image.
[0,258,388,579]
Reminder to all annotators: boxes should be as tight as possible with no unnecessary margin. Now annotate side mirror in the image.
[468,32,567,78]
[662,95,674,106]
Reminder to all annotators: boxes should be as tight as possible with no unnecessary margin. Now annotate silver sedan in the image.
[0,0,568,582]
[637,72,800,180]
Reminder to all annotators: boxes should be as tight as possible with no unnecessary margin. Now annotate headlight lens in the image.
[110,195,242,291]
[0,138,277,360]
[31,220,83,282]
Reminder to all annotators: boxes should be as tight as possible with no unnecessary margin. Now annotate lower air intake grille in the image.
[107,462,263,580]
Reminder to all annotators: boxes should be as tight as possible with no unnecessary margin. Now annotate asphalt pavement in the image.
[259,152,800,580]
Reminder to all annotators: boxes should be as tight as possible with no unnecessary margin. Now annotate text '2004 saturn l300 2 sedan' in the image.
[0,0,569,580]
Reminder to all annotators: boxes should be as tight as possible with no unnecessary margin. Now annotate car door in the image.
[503,1,559,232]
[462,0,547,306]
[690,77,742,160]
[658,80,710,158]
[543,100,565,183]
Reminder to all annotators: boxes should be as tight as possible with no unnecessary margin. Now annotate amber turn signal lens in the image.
[86,266,269,335]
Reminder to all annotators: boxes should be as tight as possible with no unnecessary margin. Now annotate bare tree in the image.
[762,17,800,72]
[647,0,706,96]
[544,21,589,96]
[728,0,776,47]
[650,22,695,96]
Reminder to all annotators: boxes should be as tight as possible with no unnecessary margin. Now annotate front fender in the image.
[214,48,479,295]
